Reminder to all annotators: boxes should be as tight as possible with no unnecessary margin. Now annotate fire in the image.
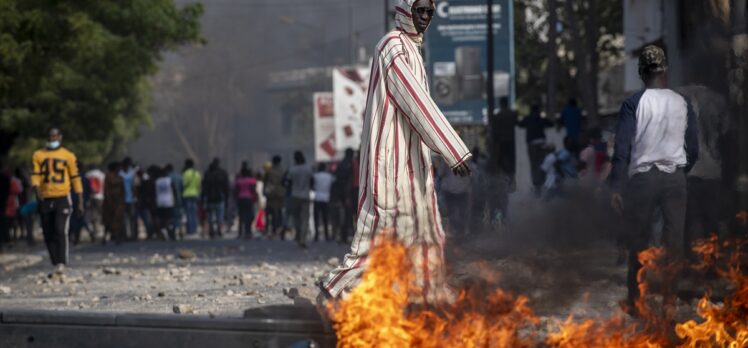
[328,236,538,348]
[328,235,748,347]
[675,237,748,347]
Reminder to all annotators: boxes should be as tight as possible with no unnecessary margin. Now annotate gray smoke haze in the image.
[128,0,386,173]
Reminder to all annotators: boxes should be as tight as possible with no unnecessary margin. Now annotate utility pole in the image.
[486,0,496,162]
[546,0,558,120]
[385,0,390,34]
[731,0,748,228]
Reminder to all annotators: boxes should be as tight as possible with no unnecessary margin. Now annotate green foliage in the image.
[0,0,203,165]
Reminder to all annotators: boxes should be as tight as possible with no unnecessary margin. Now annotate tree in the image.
[0,0,203,165]
[513,0,623,124]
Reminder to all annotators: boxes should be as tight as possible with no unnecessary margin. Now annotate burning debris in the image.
[326,236,748,347]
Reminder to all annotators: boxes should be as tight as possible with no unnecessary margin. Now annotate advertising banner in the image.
[313,92,338,162]
[425,0,514,125]
[332,67,370,152]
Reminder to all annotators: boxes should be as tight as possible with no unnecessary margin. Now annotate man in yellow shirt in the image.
[31,128,84,268]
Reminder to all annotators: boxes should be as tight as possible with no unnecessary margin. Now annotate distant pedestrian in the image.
[86,166,105,236]
[609,45,699,313]
[14,167,35,245]
[31,128,84,267]
[263,156,287,239]
[166,164,184,239]
[234,162,257,239]
[137,167,157,240]
[119,157,139,240]
[519,104,554,196]
[182,159,201,236]
[332,149,357,244]
[103,162,126,244]
[154,166,177,240]
[2,165,20,246]
[287,151,313,248]
[70,161,95,244]
[560,97,583,151]
[202,158,229,238]
[0,161,11,251]
[313,163,335,241]
[492,97,518,177]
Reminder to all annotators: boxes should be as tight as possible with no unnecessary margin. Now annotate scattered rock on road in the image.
[326,257,340,267]
[0,286,11,295]
[177,249,195,260]
[173,304,194,314]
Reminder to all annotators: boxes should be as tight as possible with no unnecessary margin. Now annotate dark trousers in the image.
[265,204,284,239]
[0,215,7,250]
[70,212,95,245]
[125,203,138,240]
[237,199,255,238]
[154,208,176,240]
[528,143,547,192]
[624,169,686,301]
[443,192,469,233]
[685,177,721,251]
[314,201,331,241]
[340,190,357,244]
[497,139,516,176]
[40,197,72,266]
[287,197,310,245]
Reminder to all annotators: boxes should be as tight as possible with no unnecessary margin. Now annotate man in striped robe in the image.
[320,0,472,304]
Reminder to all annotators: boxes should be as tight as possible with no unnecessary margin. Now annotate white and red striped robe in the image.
[322,0,471,303]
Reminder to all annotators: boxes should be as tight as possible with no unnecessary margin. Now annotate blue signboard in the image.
[425,0,514,125]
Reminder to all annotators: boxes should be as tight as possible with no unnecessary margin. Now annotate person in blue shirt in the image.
[609,45,699,314]
[560,97,583,152]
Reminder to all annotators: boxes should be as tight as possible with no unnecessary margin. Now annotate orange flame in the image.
[329,235,748,347]
[328,237,538,348]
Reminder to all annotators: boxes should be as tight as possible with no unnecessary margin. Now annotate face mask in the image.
[46,141,61,149]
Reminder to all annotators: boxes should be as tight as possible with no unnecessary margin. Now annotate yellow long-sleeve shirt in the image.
[31,147,83,199]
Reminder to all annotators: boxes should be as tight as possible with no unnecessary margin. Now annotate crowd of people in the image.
[0,148,364,252]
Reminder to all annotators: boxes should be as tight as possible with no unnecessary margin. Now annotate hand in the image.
[611,192,624,216]
[452,162,472,177]
[76,202,86,217]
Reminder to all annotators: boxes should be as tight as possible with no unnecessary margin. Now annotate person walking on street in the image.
[609,45,699,314]
[560,97,583,152]
[202,158,229,239]
[154,166,177,240]
[333,149,357,244]
[15,168,35,245]
[119,157,138,240]
[263,156,287,239]
[313,163,335,242]
[166,164,184,239]
[102,162,126,244]
[287,151,313,248]
[182,159,201,236]
[320,0,472,303]
[85,166,105,237]
[0,162,10,251]
[519,104,554,196]
[136,167,157,240]
[69,162,95,244]
[492,97,518,178]
[234,162,258,239]
[31,128,85,268]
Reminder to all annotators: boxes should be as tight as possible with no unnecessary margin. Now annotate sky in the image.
[128,0,388,172]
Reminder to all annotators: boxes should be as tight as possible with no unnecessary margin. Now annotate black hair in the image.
[240,161,251,177]
[294,151,305,165]
[568,98,578,107]
[499,97,509,108]
[272,155,282,165]
[318,163,327,172]
[184,159,194,169]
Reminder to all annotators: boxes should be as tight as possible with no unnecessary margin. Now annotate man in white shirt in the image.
[313,163,335,242]
[609,45,699,312]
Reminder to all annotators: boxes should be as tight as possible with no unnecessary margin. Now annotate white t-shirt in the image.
[313,172,335,202]
[155,177,175,208]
